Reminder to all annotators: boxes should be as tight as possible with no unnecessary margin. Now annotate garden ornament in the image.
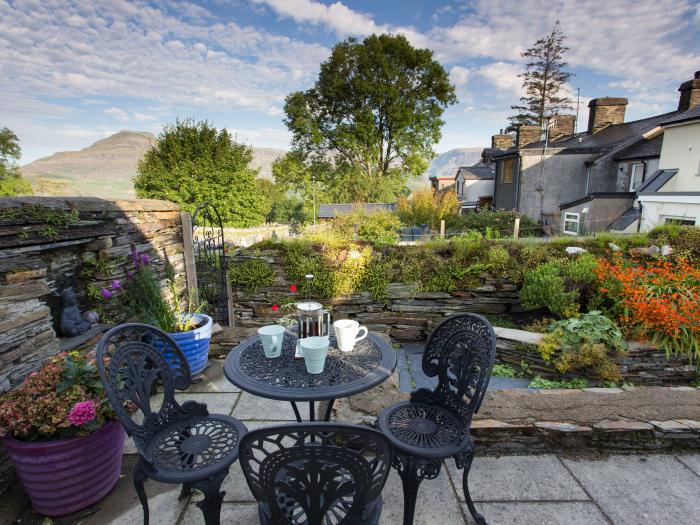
[60,287,92,337]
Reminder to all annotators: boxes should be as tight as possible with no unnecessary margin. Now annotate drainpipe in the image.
[514,154,523,211]
[637,201,643,233]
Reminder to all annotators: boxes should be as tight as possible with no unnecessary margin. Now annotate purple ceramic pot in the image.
[3,421,125,517]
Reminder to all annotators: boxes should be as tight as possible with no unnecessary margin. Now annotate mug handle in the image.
[322,310,331,337]
[355,326,368,343]
[271,335,278,351]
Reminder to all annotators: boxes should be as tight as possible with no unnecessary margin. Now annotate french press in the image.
[296,301,331,339]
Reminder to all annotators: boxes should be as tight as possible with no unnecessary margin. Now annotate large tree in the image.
[135,119,268,227]
[0,127,32,196]
[508,21,574,131]
[278,33,457,203]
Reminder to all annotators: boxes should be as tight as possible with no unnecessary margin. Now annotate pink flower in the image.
[271,304,279,312]
[68,401,96,426]
[289,284,297,293]
[100,288,112,300]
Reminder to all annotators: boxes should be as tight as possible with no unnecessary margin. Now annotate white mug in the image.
[333,319,368,352]
[258,325,285,358]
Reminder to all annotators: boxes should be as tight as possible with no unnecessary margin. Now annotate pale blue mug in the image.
[297,336,329,374]
[258,325,285,358]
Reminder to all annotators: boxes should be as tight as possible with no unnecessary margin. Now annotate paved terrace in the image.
[7,358,700,525]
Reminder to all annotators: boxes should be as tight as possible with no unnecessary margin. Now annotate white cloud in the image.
[476,62,524,96]
[449,66,470,87]
[133,113,157,122]
[104,107,129,121]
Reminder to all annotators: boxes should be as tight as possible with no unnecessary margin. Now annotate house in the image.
[430,134,510,212]
[492,71,700,235]
[635,102,700,230]
[317,203,396,219]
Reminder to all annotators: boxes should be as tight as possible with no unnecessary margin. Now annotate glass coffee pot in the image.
[296,301,331,339]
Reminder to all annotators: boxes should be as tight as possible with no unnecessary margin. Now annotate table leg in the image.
[323,399,335,421]
[290,401,302,423]
[309,401,315,421]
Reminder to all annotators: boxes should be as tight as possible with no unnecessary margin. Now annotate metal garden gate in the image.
[191,202,231,326]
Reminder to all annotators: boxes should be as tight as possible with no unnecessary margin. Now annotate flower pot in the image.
[167,313,213,375]
[3,421,125,517]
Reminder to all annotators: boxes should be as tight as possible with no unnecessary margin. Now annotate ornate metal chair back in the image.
[420,313,496,424]
[96,323,192,455]
[239,423,393,525]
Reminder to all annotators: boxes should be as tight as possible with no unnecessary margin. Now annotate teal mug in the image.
[297,336,329,374]
[258,325,285,358]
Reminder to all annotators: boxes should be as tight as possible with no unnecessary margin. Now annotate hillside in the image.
[20,131,287,199]
[20,131,483,198]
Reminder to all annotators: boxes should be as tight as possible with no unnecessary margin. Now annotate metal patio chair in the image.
[376,313,496,525]
[96,323,247,525]
[239,423,393,525]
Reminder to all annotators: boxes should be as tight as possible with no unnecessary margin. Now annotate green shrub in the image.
[229,258,276,293]
[648,224,700,259]
[539,311,627,382]
[331,208,401,245]
[528,376,588,389]
[449,209,542,237]
[520,261,579,318]
[492,364,518,377]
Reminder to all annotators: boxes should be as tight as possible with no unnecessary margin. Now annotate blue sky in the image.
[2,0,699,163]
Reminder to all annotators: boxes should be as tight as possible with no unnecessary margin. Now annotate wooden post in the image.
[440,220,445,239]
[513,217,521,239]
[181,211,199,307]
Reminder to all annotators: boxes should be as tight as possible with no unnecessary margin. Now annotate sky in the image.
[2,0,699,164]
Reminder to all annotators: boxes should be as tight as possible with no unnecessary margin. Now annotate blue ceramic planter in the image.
[167,314,213,375]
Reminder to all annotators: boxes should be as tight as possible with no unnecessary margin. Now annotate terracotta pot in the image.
[3,421,125,517]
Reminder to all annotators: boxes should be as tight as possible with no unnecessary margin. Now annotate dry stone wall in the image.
[0,197,186,393]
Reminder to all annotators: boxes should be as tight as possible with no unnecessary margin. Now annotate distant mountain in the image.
[411,147,484,188]
[20,131,481,198]
[20,131,287,198]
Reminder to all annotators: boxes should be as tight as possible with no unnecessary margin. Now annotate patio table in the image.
[223,328,397,422]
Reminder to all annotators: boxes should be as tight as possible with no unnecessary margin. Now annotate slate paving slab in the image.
[561,454,700,525]
[180,502,259,524]
[231,391,298,420]
[469,501,608,525]
[675,453,700,476]
[446,455,588,502]
[187,359,241,393]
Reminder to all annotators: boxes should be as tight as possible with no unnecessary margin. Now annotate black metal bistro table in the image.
[224,329,397,422]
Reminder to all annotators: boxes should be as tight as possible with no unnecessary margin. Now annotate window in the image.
[500,158,515,183]
[664,216,696,226]
[563,212,580,235]
[629,163,645,191]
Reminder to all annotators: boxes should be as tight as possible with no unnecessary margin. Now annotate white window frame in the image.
[563,212,580,235]
[629,162,645,191]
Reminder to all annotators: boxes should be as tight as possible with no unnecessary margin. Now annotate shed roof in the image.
[614,134,663,161]
[456,164,495,180]
[636,169,678,193]
[660,104,700,126]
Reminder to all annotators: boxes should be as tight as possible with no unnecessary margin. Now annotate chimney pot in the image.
[587,97,628,134]
[491,133,514,150]
[549,114,576,137]
[678,71,700,111]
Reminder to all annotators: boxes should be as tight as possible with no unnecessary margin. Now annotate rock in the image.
[608,242,621,251]
[565,247,587,254]
[661,245,673,256]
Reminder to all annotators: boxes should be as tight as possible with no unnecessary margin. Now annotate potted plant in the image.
[117,246,212,375]
[0,352,126,517]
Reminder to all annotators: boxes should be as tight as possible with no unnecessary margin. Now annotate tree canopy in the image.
[135,119,268,227]
[0,127,32,196]
[508,21,574,131]
[277,33,457,203]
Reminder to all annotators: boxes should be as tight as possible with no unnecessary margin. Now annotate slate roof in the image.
[614,134,664,161]
[493,110,680,158]
[456,164,495,180]
[317,203,396,218]
[661,104,700,126]
[609,206,641,230]
[636,169,678,193]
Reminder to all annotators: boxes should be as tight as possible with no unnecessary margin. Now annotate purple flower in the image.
[131,244,140,268]
[100,288,112,300]
[126,269,134,279]
[110,279,121,290]
[68,401,96,426]
[140,253,150,265]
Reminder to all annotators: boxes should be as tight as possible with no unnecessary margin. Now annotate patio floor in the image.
[9,358,700,525]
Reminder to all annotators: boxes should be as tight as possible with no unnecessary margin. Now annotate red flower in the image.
[271,304,279,312]
[289,284,297,293]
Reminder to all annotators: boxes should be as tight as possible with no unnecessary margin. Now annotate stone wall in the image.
[199,224,290,248]
[0,197,186,393]
[230,255,521,341]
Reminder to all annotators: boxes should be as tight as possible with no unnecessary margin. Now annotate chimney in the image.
[491,133,513,149]
[516,125,541,148]
[678,71,700,112]
[549,114,576,137]
[587,98,628,134]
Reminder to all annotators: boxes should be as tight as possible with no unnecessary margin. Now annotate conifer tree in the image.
[508,21,574,131]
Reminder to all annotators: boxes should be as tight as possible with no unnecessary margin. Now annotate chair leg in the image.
[179,483,194,500]
[461,451,487,525]
[193,470,228,525]
[394,453,442,525]
[133,462,150,525]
